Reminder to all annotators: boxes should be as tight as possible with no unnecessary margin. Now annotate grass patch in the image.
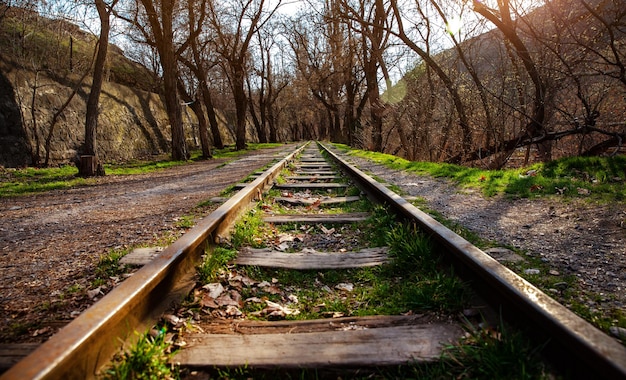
[173,215,195,229]
[198,247,238,284]
[0,165,91,197]
[92,248,129,287]
[230,210,266,249]
[417,321,551,379]
[340,144,626,203]
[0,144,285,197]
[102,329,179,380]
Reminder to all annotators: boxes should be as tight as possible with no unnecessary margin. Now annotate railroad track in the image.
[2,141,626,379]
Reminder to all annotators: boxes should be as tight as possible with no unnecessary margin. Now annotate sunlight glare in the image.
[446,16,463,36]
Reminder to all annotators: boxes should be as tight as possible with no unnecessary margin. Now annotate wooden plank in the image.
[300,160,326,163]
[284,176,342,181]
[294,171,336,176]
[197,314,438,334]
[119,247,164,266]
[176,323,463,367]
[0,343,39,372]
[297,163,332,168]
[262,212,370,224]
[235,247,389,269]
[274,196,361,205]
[274,183,348,189]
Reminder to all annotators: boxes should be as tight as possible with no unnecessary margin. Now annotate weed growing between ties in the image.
[197,247,238,284]
[102,329,179,380]
[93,248,129,288]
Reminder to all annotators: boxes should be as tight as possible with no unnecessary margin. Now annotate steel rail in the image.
[1,143,308,380]
[319,142,626,379]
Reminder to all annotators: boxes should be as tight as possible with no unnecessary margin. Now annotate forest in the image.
[0,0,624,175]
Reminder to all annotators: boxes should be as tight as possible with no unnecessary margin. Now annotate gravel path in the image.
[0,144,298,343]
[345,154,625,335]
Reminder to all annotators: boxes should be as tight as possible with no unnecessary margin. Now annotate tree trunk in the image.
[80,0,111,176]
[233,63,248,150]
[177,80,211,158]
[201,85,223,149]
[247,77,266,143]
[139,0,188,161]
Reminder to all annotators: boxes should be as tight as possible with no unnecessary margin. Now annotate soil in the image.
[1,143,624,345]
[0,144,297,343]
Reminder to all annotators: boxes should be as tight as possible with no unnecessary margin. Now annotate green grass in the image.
[92,248,130,287]
[0,144,285,197]
[230,210,266,249]
[219,208,471,320]
[416,321,551,379]
[338,144,626,203]
[0,165,91,197]
[197,247,238,284]
[103,329,179,380]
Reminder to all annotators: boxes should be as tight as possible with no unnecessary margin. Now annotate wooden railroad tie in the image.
[175,315,463,368]
[235,247,389,269]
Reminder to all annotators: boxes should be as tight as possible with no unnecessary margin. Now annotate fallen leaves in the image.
[250,300,300,319]
[190,270,301,321]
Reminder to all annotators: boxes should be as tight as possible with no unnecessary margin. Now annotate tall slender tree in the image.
[79,0,118,176]
[207,0,279,150]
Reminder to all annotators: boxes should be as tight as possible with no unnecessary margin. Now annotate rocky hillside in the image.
[0,7,234,168]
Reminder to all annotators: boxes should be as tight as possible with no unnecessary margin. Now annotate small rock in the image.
[609,326,626,340]
[524,268,540,275]
[462,308,480,317]
[553,282,569,290]
[549,270,560,276]
[163,314,181,326]
[335,283,354,292]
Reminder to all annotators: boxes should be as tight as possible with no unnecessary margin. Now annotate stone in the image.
[484,247,525,263]
[609,326,626,340]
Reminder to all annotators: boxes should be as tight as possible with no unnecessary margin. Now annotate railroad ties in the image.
[173,145,464,371]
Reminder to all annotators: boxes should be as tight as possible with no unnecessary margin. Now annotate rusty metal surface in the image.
[319,142,626,379]
[1,143,307,380]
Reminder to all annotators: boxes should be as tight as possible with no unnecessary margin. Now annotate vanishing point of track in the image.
[2,142,626,379]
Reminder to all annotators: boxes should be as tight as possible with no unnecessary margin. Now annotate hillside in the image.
[0,7,234,168]
[388,0,625,165]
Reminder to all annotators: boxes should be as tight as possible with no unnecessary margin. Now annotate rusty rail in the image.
[1,143,308,380]
[319,141,626,379]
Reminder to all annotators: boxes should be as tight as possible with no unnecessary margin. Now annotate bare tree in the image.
[388,0,473,161]
[207,0,279,150]
[79,0,118,176]
[117,0,206,160]
[473,0,550,160]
